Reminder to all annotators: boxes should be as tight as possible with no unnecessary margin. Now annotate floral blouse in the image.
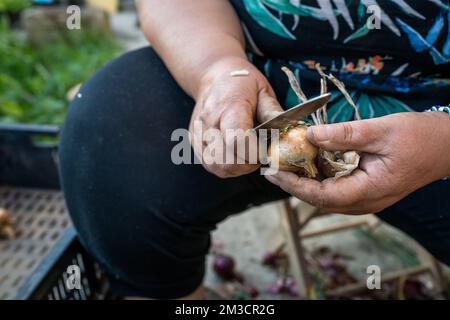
[230,0,450,122]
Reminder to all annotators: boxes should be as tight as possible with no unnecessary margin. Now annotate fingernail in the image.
[307,125,329,144]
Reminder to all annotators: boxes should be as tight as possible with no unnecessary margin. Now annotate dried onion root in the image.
[268,65,361,179]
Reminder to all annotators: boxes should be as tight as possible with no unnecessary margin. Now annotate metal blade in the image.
[254,93,331,131]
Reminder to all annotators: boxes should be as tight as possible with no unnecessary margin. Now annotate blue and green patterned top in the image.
[230,0,450,122]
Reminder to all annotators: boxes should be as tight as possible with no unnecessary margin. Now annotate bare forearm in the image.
[136,0,246,99]
[432,111,450,179]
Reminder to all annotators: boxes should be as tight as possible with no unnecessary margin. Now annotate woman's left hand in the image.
[266,111,450,214]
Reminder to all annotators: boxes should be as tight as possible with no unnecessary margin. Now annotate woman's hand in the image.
[189,57,283,178]
[138,1,283,178]
[266,112,450,214]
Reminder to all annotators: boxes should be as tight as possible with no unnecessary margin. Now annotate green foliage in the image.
[0,0,31,12]
[0,18,121,125]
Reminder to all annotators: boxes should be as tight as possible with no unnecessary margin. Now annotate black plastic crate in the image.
[16,228,108,300]
[0,124,60,190]
[0,124,109,300]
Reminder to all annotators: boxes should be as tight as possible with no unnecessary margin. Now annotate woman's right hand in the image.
[138,1,276,178]
[189,57,283,178]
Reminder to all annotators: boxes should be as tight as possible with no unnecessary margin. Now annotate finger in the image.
[189,117,207,162]
[200,120,259,177]
[196,107,258,176]
[306,119,387,153]
[257,88,284,124]
[204,162,259,178]
[265,170,370,211]
[220,102,255,131]
[220,104,260,166]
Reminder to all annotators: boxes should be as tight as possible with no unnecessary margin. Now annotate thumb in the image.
[256,88,284,124]
[306,120,384,153]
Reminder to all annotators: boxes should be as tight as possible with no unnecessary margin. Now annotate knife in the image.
[253,93,331,131]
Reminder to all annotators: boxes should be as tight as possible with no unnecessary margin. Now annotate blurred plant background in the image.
[0,0,32,12]
[0,4,120,125]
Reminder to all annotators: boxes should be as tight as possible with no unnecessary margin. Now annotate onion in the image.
[267,65,361,179]
[0,208,16,239]
[0,208,12,225]
[268,124,318,178]
[261,251,277,266]
[213,254,236,280]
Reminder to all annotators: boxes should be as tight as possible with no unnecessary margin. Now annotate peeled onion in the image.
[268,124,318,178]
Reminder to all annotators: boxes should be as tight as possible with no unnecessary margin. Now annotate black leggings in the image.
[59,47,450,299]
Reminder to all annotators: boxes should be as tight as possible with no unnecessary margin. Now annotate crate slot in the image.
[0,187,71,299]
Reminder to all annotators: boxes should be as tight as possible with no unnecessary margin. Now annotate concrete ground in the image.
[203,201,437,299]
[111,10,147,51]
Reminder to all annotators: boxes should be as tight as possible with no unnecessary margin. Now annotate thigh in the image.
[58,47,288,298]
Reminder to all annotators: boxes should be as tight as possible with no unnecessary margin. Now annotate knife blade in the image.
[253,93,331,131]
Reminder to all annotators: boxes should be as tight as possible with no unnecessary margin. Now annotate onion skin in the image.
[319,150,360,179]
[318,151,337,178]
[268,125,319,178]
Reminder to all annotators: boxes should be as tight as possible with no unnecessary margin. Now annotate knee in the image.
[60,46,191,140]
[63,47,162,124]
[58,46,194,197]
